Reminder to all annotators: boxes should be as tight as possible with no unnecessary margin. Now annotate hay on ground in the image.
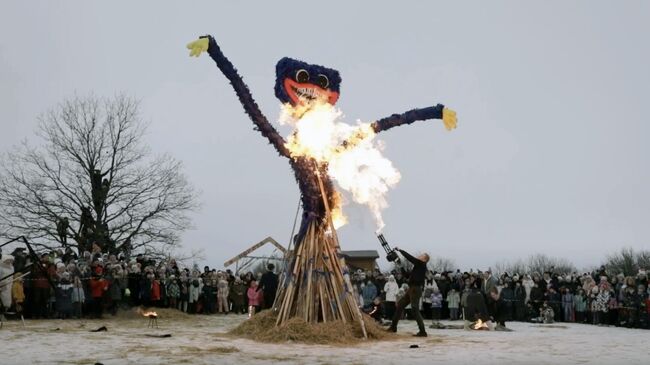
[229,310,393,344]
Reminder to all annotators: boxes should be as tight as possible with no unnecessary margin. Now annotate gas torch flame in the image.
[280,102,401,231]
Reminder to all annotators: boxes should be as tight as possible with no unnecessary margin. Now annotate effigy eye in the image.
[295,69,310,83]
[317,74,329,89]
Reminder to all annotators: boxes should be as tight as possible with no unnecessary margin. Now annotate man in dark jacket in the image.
[388,248,429,337]
[259,264,278,310]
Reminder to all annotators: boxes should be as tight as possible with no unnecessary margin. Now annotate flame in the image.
[280,102,401,230]
[142,311,158,317]
[473,319,489,330]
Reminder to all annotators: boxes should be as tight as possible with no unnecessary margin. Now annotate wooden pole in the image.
[313,163,368,339]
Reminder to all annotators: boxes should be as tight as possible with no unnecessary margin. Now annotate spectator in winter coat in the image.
[422,272,438,319]
[217,273,229,314]
[514,281,527,321]
[12,273,25,315]
[178,274,189,313]
[362,280,377,309]
[188,277,202,314]
[541,302,555,324]
[522,274,534,303]
[151,276,162,307]
[89,274,108,318]
[259,264,278,310]
[574,289,587,323]
[447,288,460,320]
[365,296,383,323]
[383,275,399,320]
[71,276,85,319]
[0,255,15,311]
[230,278,246,314]
[166,276,180,310]
[430,288,443,323]
[55,272,74,319]
[561,288,574,322]
[247,281,261,317]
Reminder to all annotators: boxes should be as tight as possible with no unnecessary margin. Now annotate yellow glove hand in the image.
[442,107,457,131]
[186,37,209,57]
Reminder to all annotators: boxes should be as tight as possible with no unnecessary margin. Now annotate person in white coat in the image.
[384,275,399,319]
[0,255,15,311]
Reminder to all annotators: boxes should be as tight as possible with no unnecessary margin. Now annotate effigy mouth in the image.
[284,78,339,106]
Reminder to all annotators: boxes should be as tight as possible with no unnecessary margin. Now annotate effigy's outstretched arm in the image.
[337,105,457,152]
[371,104,457,134]
[187,35,290,157]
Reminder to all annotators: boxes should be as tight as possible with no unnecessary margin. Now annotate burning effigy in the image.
[187,35,457,337]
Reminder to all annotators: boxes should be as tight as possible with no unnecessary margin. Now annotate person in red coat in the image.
[151,277,161,306]
[89,274,109,318]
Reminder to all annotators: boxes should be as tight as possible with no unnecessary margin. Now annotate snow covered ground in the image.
[0,313,647,365]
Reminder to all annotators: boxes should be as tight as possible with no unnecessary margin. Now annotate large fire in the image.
[280,102,401,231]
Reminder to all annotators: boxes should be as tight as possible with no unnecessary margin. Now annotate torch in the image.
[377,234,400,264]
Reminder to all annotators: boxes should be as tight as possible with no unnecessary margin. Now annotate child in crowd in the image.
[247,280,261,318]
[365,296,384,323]
[167,275,180,310]
[430,288,443,323]
[447,287,460,320]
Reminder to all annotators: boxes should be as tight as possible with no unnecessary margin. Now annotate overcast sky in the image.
[1,1,649,271]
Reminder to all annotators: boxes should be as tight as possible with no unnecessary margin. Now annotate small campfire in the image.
[473,319,490,330]
[141,310,158,329]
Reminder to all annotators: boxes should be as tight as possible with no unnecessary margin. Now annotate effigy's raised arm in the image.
[371,104,456,134]
[336,104,457,152]
[187,35,290,157]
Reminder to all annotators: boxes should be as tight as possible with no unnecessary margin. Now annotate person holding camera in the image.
[387,247,430,337]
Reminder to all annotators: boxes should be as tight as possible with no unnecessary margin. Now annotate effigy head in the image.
[275,57,341,106]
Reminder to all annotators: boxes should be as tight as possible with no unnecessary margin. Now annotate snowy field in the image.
[0,313,647,365]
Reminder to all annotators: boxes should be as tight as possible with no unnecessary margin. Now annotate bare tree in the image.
[493,258,527,276]
[603,247,650,276]
[492,254,575,276]
[0,95,198,255]
[428,256,457,273]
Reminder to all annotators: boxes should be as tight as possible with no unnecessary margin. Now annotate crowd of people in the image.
[351,265,650,330]
[0,247,279,320]
[1,246,649,331]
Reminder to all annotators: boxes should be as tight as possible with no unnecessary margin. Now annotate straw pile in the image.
[229,310,392,344]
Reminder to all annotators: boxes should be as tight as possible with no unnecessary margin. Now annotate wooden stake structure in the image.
[272,165,368,339]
